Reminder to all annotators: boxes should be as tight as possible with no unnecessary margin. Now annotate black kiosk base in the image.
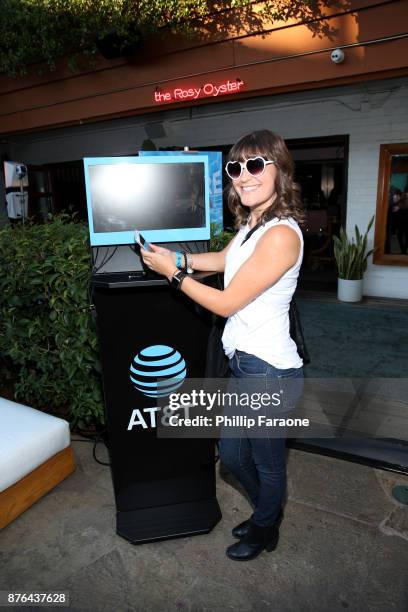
[92,272,222,544]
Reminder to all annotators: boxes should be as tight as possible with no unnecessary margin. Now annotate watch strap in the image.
[170,270,187,289]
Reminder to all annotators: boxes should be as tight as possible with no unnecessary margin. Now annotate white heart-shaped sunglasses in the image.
[225,156,275,180]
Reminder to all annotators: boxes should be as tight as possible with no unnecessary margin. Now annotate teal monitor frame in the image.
[83,155,210,246]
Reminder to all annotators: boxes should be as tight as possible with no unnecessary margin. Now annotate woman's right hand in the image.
[148,244,176,264]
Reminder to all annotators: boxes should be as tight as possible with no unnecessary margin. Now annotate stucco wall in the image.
[1,1,407,134]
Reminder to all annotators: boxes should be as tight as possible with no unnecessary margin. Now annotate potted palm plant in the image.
[333,215,375,302]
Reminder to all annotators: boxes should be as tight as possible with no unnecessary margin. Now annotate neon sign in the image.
[154,79,245,104]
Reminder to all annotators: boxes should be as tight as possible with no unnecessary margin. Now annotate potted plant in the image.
[333,215,376,302]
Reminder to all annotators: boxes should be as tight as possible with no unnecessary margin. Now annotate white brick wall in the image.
[4,77,408,298]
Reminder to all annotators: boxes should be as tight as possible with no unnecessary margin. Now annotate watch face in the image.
[171,271,181,288]
[171,270,186,288]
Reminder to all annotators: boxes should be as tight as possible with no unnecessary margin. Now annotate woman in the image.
[141,129,304,561]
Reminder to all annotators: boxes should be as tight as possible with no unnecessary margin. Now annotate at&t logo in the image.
[129,344,186,398]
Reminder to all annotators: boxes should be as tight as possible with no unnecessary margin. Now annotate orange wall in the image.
[0,0,407,135]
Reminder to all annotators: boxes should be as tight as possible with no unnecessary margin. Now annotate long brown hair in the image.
[226,130,304,228]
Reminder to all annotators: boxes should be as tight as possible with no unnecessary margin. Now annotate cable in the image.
[93,432,111,467]
[182,241,192,254]
[91,248,102,273]
[93,247,109,272]
[71,429,111,467]
[98,245,118,270]
[94,247,100,269]
[73,430,216,467]
[128,243,139,256]
[92,245,118,274]
[91,246,99,270]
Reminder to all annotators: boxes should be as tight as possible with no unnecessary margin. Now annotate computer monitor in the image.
[83,155,210,246]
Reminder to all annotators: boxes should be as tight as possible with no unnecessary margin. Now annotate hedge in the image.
[0,215,103,428]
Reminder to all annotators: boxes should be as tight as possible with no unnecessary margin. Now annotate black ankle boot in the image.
[226,521,279,561]
[232,509,283,540]
[232,519,251,539]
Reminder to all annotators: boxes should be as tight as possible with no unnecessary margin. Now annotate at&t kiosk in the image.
[84,155,222,544]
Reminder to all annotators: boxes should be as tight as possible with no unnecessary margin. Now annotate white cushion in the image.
[0,397,70,492]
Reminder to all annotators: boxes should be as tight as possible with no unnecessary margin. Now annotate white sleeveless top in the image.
[221,216,304,369]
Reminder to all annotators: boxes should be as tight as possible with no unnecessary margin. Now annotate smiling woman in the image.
[141,129,306,562]
[225,130,304,230]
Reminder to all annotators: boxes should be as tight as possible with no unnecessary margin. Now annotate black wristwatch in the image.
[170,270,187,290]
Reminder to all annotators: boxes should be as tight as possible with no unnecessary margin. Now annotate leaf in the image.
[8,295,23,307]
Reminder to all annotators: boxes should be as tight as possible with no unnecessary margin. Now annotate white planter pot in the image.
[337,278,363,302]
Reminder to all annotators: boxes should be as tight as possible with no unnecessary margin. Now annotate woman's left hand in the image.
[141,244,177,280]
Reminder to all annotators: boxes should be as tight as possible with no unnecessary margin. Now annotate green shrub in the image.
[210,223,235,252]
[0,214,103,428]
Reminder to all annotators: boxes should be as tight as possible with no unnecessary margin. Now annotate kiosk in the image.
[85,155,222,543]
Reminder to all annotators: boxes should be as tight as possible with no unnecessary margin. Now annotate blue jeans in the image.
[219,350,304,527]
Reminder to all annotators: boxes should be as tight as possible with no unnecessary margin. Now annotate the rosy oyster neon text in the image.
[154,79,245,103]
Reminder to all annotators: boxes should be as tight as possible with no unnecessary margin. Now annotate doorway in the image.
[288,135,348,291]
